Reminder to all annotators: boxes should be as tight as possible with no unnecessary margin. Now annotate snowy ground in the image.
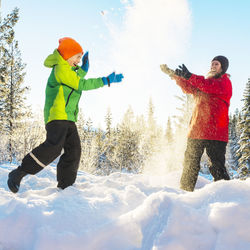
[1,164,250,250]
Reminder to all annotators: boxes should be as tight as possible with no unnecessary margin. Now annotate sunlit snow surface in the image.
[1,164,250,250]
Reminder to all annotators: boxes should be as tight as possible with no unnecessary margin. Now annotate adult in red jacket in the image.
[162,56,232,191]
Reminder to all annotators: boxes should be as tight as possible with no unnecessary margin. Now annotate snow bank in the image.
[1,164,250,250]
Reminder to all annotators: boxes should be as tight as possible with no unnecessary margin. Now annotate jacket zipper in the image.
[65,89,74,107]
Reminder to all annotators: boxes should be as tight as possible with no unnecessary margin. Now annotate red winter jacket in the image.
[174,73,232,142]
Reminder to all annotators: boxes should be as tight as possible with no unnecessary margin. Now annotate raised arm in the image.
[188,74,232,96]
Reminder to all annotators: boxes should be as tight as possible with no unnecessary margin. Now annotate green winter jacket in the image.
[43,49,104,124]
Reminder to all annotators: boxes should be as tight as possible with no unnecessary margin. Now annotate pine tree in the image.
[165,117,173,145]
[146,98,163,154]
[105,107,112,138]
[94,127,106,175]
[114,106,142,173]
[237,79,250,178]
[0,8,30,162]
[228,111,241,171]
[0,8,19,130]
[15,116,45,161]
[148,97,156,130]
[101,108,118,174]
[173,94,193,131]
[79,117,99,173]
[172,94,194,168]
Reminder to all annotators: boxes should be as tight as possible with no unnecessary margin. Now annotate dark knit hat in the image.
[212,55,229,74]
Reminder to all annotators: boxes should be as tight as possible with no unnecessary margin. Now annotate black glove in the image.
[175,64,192,80]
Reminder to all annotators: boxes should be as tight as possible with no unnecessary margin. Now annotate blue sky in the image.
[1,0,250,127]
[186,0,250,93]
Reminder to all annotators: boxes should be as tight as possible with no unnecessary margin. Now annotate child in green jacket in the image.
[7,37,124,193]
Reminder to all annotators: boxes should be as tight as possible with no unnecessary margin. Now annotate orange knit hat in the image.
[57,37,83,60]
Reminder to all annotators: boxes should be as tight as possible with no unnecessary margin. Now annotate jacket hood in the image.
[44,49,68,68]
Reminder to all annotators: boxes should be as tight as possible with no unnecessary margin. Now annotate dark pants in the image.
[18,120,81,189]
[180,138,230,191]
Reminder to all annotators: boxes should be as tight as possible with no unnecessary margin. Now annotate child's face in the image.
[210,60,222,74]
[67,52,83,67]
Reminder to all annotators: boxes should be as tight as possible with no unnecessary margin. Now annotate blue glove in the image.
[81,52,89,73]
[102,72,124,87]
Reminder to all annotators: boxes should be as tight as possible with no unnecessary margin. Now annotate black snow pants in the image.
[180,138,230,192]
[18,120,81,189]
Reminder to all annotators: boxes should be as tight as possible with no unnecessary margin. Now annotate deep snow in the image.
[1,164,250,250]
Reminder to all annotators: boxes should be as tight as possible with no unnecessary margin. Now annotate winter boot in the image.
[7,168,28,193]
[209,166,230,181]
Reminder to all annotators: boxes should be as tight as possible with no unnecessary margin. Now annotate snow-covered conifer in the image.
[114,106,142,173]
[146,98,163,154]
[165,117,173,145]
[237,79,250,178]
[172,94,193,168]
[228,111,241,171]
[0,8,30,162]
[105,107,112,138]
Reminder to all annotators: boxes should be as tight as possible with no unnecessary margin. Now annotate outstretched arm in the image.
[160,64,197,94]
[173,75,197,94]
